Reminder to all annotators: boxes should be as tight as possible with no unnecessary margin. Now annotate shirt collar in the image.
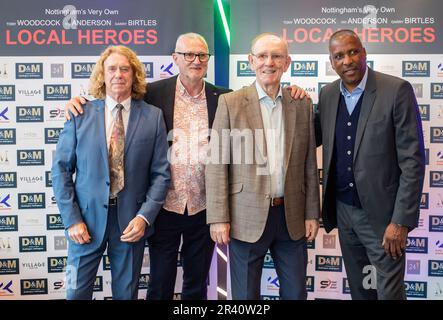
[255,81,283,102]
[177,75,206,98]
[340,65,368,96]
[105,95,131,113]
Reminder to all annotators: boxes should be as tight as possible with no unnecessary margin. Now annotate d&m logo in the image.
[143,62,153,78]
[71,62,95,78]
[44,128,62,144]
[315,255,342,272]
[306,276,314,292]
[18,193,45,209]
[291,61,318,77]
[237,61,254,77]
[431,83,443,99]
[430,215,443,232]
[0,129,16,145]
[19,236,46,252]
[342,278,351,294]
[402,61,430,77]
[0,280,14,296]
[47,256,67,273]
[0,258,19,275]
[44,84,71,101]
[16,106,44,122]
[0,85,15,101]
[138,274,149,289]
[103,255,111,270]
[0,194,11,210]
[93,276,103,292]
[0,172,17,188]
[263,253,274,268]
[45,171,52,187]
[15,63,43,79]
[431,127,443,143]
[429,260,443,277]
[407,260,420,275]
[0,106,9,123]
[0,215,18,232]
[405,281,427,298]
[46,214,64,230]
[20,279,48,295]
[17,150,44,166]
[430,171,443,188]
[406,237,428,254]
[419,104,430,121]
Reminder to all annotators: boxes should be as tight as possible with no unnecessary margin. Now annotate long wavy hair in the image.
[89,45,146,100]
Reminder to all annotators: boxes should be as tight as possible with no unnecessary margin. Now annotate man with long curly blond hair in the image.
[52,45,170,299]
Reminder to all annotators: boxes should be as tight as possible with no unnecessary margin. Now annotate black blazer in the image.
[143,75,231,133]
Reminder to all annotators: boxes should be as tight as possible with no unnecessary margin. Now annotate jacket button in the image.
[106,181,110,186]
[104,204,108,209]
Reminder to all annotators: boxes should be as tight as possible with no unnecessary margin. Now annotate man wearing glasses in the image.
[65,32,308,300]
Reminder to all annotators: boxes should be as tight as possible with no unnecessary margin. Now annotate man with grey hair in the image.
[65,32,308,300]
[206,33,320,300]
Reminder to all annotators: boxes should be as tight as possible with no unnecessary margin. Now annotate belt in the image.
[108,197,118,206]
[271,197,284,207]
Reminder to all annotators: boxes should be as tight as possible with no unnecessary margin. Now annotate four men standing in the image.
[54,29,424,300]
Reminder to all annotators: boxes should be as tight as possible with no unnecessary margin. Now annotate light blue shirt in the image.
[255,82,285,197]
[339,66,368,115]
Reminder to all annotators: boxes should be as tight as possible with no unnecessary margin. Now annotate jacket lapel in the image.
[124,100,142,156]
[95,100,109,174]
[205,81,219,129]
[161,76,177,133]
[354,68,376,162]
[325,83,340,167]
[245,85,267,159]
[282,90,296,172]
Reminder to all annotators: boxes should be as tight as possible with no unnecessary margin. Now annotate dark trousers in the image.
[66,205,145,300]
[229,205,307,300]
[147,208,215,300]
[336,200,406,300]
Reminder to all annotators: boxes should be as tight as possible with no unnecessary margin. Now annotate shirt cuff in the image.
[137,214,150,226]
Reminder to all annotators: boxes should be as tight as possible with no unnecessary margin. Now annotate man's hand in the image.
[210,223,230,245]
[382,223,408,259]
[286,85,311,100]
[120,216,147,242]
[68,222,91,244]
[305,219,319,241]
[64,96,87,121]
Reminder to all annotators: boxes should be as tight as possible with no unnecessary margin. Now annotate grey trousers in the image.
[336,200,406,300]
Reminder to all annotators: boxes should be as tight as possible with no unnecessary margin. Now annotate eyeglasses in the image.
[175,52,211,62]
[251,53,287,63]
